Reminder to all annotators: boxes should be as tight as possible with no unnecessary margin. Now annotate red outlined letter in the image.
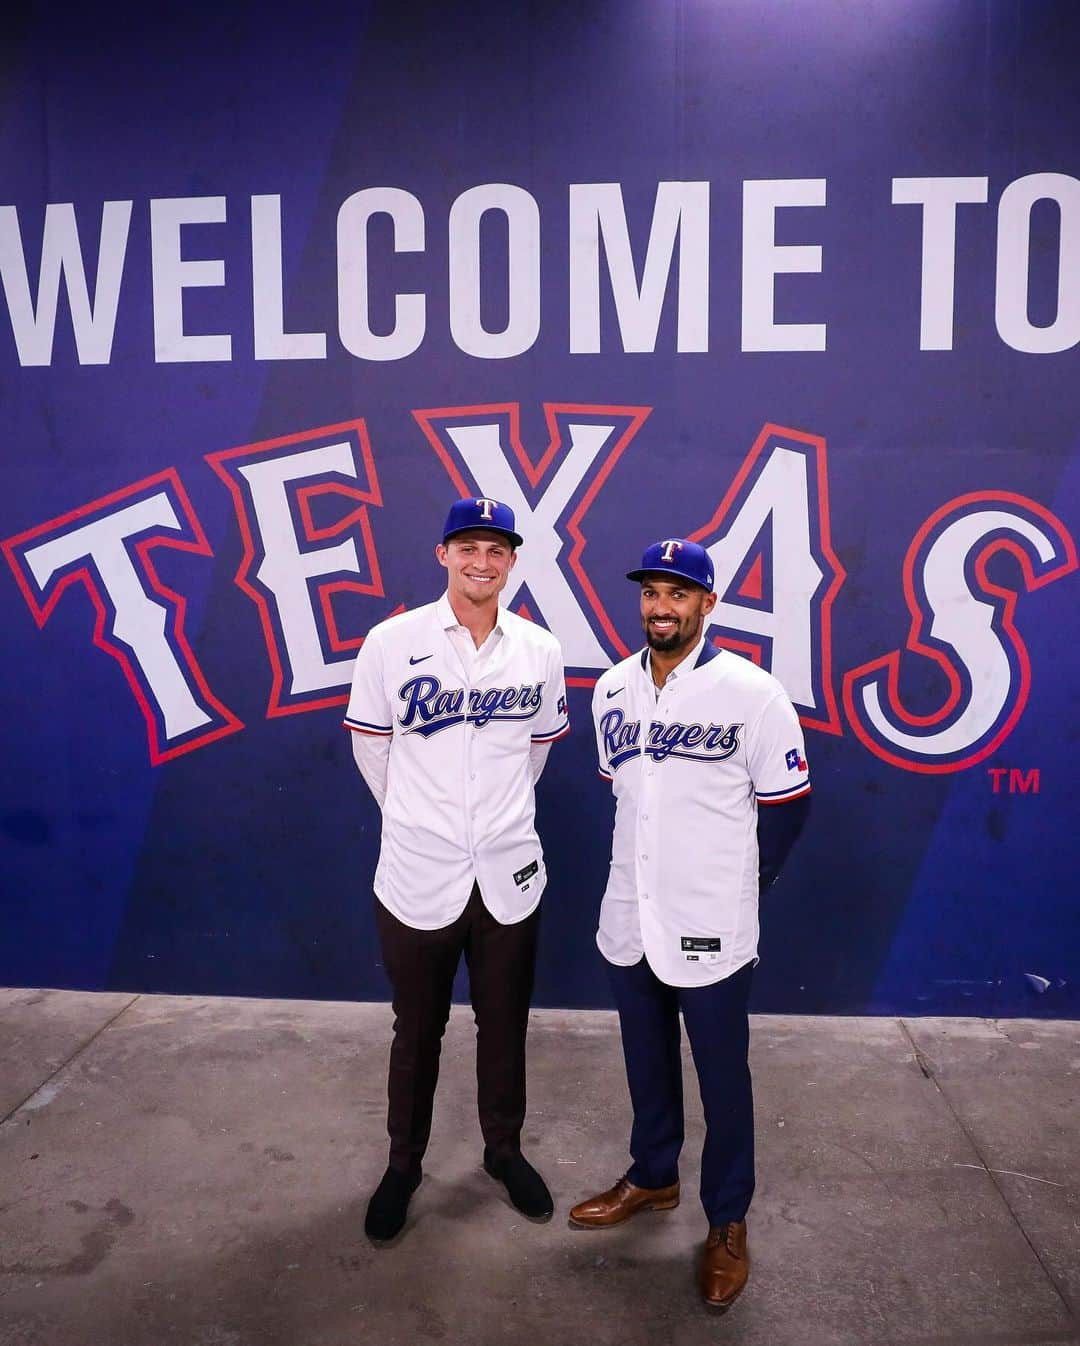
[2,471,242,764]
[414,403,651,685]
[207,420,392,717]
[689,423,846,735]
[843,492,1077,773]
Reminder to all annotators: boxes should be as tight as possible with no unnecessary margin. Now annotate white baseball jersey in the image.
[592,636,809,987]
[346,594,569,929]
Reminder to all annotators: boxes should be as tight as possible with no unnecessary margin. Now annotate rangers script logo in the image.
[397,675,545,737]
[600,708,743,772]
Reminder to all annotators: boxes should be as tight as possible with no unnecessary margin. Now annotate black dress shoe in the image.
[483,1148,554,1221]
[364,1165,422,1242]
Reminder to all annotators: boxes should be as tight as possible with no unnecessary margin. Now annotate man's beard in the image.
[645,620,694,653]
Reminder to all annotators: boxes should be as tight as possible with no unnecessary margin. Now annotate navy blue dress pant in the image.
[608,955,755,1226]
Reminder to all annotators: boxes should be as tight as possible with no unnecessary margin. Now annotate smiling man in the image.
[571,538,811,1312]
[345,497,569,1243]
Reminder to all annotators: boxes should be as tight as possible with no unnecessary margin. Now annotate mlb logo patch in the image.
[785,748,807,772]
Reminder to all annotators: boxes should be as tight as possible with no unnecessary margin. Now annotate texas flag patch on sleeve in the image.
[785,748,807,772]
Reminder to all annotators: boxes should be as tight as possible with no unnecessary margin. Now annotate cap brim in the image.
[444,524,523,548]
[626,567,711,589]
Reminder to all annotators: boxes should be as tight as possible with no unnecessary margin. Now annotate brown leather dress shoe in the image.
[700,1220,749,1310]
[568,1175,680,1228]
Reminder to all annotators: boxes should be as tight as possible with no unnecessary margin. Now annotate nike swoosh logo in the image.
[606,686,623,699]
[409,654,433,665]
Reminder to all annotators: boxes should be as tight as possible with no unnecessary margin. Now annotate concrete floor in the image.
[0,991,1077,1346]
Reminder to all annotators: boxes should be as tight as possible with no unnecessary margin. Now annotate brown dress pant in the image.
[375,882,540,1173]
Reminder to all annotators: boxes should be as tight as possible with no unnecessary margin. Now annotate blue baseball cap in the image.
[442,496,523,548]
[626,538,714,591]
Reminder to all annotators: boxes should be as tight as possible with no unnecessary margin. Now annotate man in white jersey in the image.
[345,497,569,1243]
[570,538,810,1311]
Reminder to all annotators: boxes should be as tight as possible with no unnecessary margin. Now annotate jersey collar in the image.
[639,631,713,686]
[435,592,508,651]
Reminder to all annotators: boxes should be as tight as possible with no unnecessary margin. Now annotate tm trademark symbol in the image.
[987,768,1040,795]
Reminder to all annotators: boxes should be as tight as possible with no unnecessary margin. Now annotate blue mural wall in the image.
[2,0,1078,1014]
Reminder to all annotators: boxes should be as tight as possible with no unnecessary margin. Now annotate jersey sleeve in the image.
[530,640,570,743]
[344,628,393,736]
[592,681,613,781]
[746,690,810,804]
